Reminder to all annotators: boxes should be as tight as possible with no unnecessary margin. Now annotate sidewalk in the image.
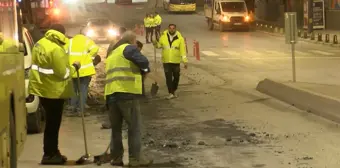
[254,20,340,48]
[257,79,340,124]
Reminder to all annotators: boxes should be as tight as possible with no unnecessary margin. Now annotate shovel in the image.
[150,46,159,97]
[72,63,91,165]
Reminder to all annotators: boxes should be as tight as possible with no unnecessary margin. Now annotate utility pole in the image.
[307,0,313,34]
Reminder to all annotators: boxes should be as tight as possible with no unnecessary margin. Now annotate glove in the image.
[93,55,102,66]
[72,61,81,71]
[152,39,158,46]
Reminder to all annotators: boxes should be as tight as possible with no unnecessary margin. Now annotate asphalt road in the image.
[18,2,340,168]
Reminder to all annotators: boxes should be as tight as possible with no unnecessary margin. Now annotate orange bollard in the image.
[140,25,144,36]
[195,41,200,61]
[193,40,196,58]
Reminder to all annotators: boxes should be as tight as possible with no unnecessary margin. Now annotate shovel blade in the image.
[150,82,159,96]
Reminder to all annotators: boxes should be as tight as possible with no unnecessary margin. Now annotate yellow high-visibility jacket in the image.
[104,43,142,97]
[68,34,99,78]
[28,30,75,99]
[154,14,162,26]
[154,30,188,64]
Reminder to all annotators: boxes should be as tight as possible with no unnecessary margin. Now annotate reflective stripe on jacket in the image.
[104,43,142,97]
[28,30,75,99]
[69,34,99,78]
[155,30,188,63]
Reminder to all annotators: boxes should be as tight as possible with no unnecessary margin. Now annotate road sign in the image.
[285,12,298,44]
[285,12,297,82]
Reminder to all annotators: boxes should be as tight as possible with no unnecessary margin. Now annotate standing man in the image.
[66,33,99,117]
[28,24,80,165]
[153,24,188,99]
[143,13,151,43]
[154,12,162,41]
[105,31,153,167]
[149,13,156,42]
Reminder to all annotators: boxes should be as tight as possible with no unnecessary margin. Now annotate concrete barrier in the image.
[256,78,340,124]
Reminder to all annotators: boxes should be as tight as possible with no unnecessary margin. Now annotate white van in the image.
[23,27,44,134]
[204,0,250,31]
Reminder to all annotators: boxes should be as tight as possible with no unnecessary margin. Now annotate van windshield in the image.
[220,2,246,12]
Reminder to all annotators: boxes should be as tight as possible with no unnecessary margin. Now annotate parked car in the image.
[23,27,45,134]
[81,17,120,43]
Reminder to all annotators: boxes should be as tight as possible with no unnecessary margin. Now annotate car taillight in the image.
[24,68,30,79]
[26,94,35,103]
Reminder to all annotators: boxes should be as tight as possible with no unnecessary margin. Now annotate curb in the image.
[256,78,340,124]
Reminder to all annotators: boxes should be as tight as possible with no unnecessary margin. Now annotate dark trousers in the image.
[163,63,180,94]
[40,97,65,156]
[145,27,154,42]
[155,25,161,41]
[108,99,142,159]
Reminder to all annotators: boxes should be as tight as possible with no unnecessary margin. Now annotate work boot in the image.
[101,122,111,129]
[41,152,67,165]
[110,156,124,166]
[128,156,153,167]
[85,104,91,109]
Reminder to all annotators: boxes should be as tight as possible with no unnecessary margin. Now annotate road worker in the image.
[153,24,188,99]
[65,33,99,117]
[101,40,147,130]
[28,24,80,165]
[105,31,153,167]
[143,13,153,43]
[154,12,162,41]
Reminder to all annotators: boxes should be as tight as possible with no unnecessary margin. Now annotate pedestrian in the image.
[154,12,162,41]
[28,24,80,165]
[105,31,153,167]
[143,13,152,43]
[152,24,188,99]
[65,33,99,117]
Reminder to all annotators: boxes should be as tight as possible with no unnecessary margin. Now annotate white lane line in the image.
[217,56,340,60]
[244,50,261,56]
[223,50,241,56]
[295,50,310,56]
[310,50,335,56]
[201,51,219,56]
[265,50,287,56]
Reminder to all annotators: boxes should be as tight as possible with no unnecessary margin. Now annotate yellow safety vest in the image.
[104,43,142,96]
[154,15,162,26]
[155,30,188,64]
[68,34,99,78]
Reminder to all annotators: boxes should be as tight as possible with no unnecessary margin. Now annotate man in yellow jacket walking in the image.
[28,24,80,165]
[153,24,188,99]
[66,33,99,117]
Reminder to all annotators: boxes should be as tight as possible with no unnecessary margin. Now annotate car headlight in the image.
[24,68,30,79]
[221,15,230,22]
[245,16,250,22]
[108,29,118,36]
[86,29,94,37]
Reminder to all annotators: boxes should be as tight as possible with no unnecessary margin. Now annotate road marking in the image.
[201,51,219,56]
[265,50,287,56]
[244,50,261,56]
[223,50,241,56]
[217,56,340,60]
[310,50,335,56]
[295,50,309,56]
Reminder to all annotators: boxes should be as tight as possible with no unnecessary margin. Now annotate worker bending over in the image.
[28,24,80,165]
[154,12,162,41]
[105,31,153,167]
[66,33,99,117]
[153,24,188,99]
